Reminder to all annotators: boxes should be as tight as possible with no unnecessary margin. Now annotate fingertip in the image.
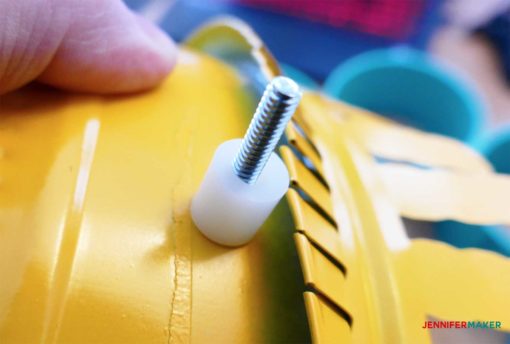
[136,15,177,67]
[122,14,178,91]
[37,1,178,94]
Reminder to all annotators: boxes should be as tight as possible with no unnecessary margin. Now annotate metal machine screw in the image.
[233,76,302,184]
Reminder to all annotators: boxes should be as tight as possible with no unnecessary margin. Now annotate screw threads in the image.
[233,76,302,184]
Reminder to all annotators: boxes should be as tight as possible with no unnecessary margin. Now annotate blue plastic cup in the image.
[323,47,484,144]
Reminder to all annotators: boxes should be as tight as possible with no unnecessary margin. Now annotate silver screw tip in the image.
[272,76,302,99]
[233,76,302,184]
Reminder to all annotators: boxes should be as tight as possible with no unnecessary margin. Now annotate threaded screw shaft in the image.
[233,76,302,184]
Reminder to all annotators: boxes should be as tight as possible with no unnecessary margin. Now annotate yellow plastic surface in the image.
[0,49,309,343]
[290,92,510,343]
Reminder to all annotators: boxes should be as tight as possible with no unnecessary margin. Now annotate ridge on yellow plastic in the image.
[304,292,352,344]
[286,188,347,267]
[290,96,409,343]
[286,121,325,177]
[281,146,334,219]
[294,233,346,309]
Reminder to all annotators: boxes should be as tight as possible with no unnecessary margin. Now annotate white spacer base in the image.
[191,139,290,246]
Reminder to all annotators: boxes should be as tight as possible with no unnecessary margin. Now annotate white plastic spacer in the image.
[191,139,290,246]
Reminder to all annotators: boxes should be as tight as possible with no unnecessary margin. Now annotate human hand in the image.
[0,0,177,95]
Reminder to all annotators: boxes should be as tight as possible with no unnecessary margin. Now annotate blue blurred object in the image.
[281,64,319,90]
[479,126,510,256]
[435,127,510,257]
[482,125,510,174]
[123,0,445,80]
[435,222,510,257]
[323,47,484,144]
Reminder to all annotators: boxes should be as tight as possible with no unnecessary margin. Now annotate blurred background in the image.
[123,0,510,105]
[122,0,510,133]
[123,2,510,340]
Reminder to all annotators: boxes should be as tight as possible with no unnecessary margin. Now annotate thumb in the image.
[0,0,177,95]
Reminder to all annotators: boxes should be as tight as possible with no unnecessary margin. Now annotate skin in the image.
[0,0,177,95]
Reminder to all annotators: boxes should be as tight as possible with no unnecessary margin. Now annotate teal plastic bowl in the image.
[324,47,485,144]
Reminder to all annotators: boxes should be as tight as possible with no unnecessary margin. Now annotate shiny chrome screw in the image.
[233,76,302,184]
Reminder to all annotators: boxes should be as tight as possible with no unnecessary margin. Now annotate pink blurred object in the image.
[236,0,426,39]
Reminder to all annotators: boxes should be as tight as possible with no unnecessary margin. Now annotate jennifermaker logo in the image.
[422,321,502,329]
